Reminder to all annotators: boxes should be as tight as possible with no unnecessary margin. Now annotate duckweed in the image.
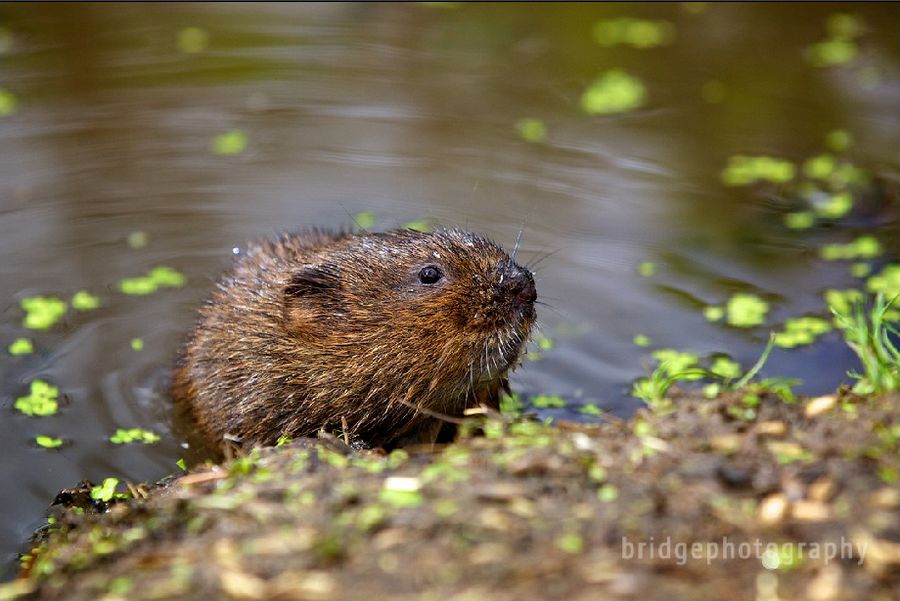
[110,428,161,444]
[8,337,33,356]
[597,483,618,502]
[710,357,741,380]
[530,394,566,409]
[725,293,769,328]
[783,211,815,230]
[721,155,794,186]
[71,290,101,311]
[380,477,423,508]
[211,129,247,156]
[500,392,523,415]
[177,27,209,54]
[515,118,547,143]
[126,231,149,249]
[773,316,833,348]
[35,435,63,449]
[592,18,675,48]
[850,262,871,278]
[815,191,853,218]
[803,154,837,179]
[15,380,59,417]
[354,211,376,229]
[632,334,651,347]
[130,338,144,351]
[402,221,431,233]
[580,70,645,115]
[0,88,17,116]
[579,403,602,416]
[21,296,67,330]
[826,129,852,152]
[638,261,656,277]
[867,264,900,297]
[119,266,186,295]
[704,306,725,322]
[536,336,555,350]
[652,349,700,374]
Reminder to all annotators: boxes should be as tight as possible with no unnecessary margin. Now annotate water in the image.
[1,2,898,578]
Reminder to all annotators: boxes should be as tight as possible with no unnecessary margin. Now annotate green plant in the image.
[831,292,900,394]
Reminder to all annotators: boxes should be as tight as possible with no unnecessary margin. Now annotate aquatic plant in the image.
[831,292,900,394]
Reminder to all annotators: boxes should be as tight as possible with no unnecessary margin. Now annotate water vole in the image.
[173,228,536,449]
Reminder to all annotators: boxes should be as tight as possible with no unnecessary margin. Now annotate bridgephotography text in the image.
[621,536,869,567]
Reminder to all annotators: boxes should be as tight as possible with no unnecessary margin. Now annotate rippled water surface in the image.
[1,2,899,576]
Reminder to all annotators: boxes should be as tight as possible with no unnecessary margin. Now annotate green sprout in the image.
[830,293,900,394]
[15,380,59,416]
[581,70,645,115]
[90,478,121,502]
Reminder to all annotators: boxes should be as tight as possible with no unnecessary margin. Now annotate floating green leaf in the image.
[515,118,547,143]
[867,265,900,297]
[176,458,187,472]
[354,211,376,229]
[177,26,209,54]
[773,316,833,348]
[8,338,33,356]
[726,293,769,328]
[110,428,161,444]
[21,296,67,330]
[820,235,881,261]
[581,70,645,115]
[721,155,795,186]
[592,18,675,48]
[826,129,852,152]
[710,356,741,380]
[15,380,59,416]
[35,435,63,449]
[0,88,17,116]
[71,290,101,311]
[579,403,602,416]
[402,221,431,233]
[126,231,148,249]
[211,129,247,156]
[530,394,566,409]
[119,266,186,295]
[783,211,815,230]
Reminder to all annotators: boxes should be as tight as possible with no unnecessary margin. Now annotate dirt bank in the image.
[4,389,900,600]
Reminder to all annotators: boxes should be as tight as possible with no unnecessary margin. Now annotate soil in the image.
[3,388,900,600]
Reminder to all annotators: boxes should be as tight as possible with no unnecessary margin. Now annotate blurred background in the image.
[1,2,898,578]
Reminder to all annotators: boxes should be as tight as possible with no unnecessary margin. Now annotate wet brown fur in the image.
[173,228,536,449]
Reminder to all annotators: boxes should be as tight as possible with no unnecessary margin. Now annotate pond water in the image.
[1,2,899,578]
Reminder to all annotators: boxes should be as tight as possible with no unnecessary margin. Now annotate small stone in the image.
[805,395,836,418]
[754,421,786,436]
[869,487,900,509]
[791,500,831,521]
[758,493,788,524]
[807,477,836,503]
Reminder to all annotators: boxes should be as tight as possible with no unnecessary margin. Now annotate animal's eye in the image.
[418,265,443,285]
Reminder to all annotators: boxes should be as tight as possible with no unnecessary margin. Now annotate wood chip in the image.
[791,500,831,521]
[754,421,786,436]
[758,493,788,524]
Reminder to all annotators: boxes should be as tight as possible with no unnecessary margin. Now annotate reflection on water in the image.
[1,2,899,578]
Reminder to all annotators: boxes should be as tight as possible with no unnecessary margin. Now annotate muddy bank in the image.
[5,389,900,600]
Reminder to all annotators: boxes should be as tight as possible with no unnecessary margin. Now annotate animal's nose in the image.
[503,265,536,305]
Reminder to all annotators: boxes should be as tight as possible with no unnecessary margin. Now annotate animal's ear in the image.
[284,263,341,298]
[282,264,342,339]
